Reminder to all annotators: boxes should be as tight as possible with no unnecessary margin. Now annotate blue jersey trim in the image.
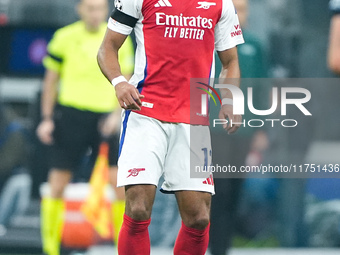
[118,60,148,158]
[118,110,131,158]
[137,59,148,93]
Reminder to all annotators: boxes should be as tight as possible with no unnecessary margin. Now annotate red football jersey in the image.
[109,0,244,123]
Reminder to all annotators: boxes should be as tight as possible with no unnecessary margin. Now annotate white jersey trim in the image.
[129,14,147,88]
[108,17,133,35]
[214,0,244,51]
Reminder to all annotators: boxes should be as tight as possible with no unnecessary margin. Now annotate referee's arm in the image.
[36,69,60,145]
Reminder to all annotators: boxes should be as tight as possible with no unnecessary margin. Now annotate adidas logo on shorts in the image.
[203,174,214,185]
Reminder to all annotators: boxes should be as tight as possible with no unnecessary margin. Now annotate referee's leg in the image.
[107,134,125,246]
[41,169,71,255]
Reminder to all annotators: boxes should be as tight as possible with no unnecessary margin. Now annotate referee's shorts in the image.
[49,104,119,172]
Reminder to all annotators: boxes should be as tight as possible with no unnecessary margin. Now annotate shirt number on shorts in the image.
[202,147,212,169]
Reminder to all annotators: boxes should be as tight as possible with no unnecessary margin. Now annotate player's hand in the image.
[115,82,145,111]
[36,119,54,145]
[218,104,242,134]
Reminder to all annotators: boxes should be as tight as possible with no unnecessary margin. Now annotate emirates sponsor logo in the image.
[156,12,213,29]
[155,12,213,40]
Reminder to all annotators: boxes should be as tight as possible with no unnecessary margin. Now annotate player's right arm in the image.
[328,0,340,73]
[98,0,144,111]
[98,30,144,111]
[36,69,59,145]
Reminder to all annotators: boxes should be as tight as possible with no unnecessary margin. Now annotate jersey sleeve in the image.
[214,0,245,52]
[43,29,65,73]
[108,0,142,35]
[330,0,340,15]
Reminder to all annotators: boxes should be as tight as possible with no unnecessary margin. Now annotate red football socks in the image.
[173,221,210,255]
[118,214,151,255]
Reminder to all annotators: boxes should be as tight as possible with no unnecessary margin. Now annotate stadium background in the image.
[1,0,340,254]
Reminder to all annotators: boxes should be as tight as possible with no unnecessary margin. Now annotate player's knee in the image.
[185,215,210,230]
[126,202,151,221]
[125,185,155,220]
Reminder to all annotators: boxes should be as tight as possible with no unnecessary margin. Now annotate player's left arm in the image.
[217,47,242,134]
[214,0,244,133]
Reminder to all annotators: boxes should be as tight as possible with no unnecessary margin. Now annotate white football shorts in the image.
[117,111,215,195]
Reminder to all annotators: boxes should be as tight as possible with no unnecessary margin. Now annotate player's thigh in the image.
[175,190,211,230]
[117,111,167,187]
[161,124,214,194]
[125,184,157,220]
